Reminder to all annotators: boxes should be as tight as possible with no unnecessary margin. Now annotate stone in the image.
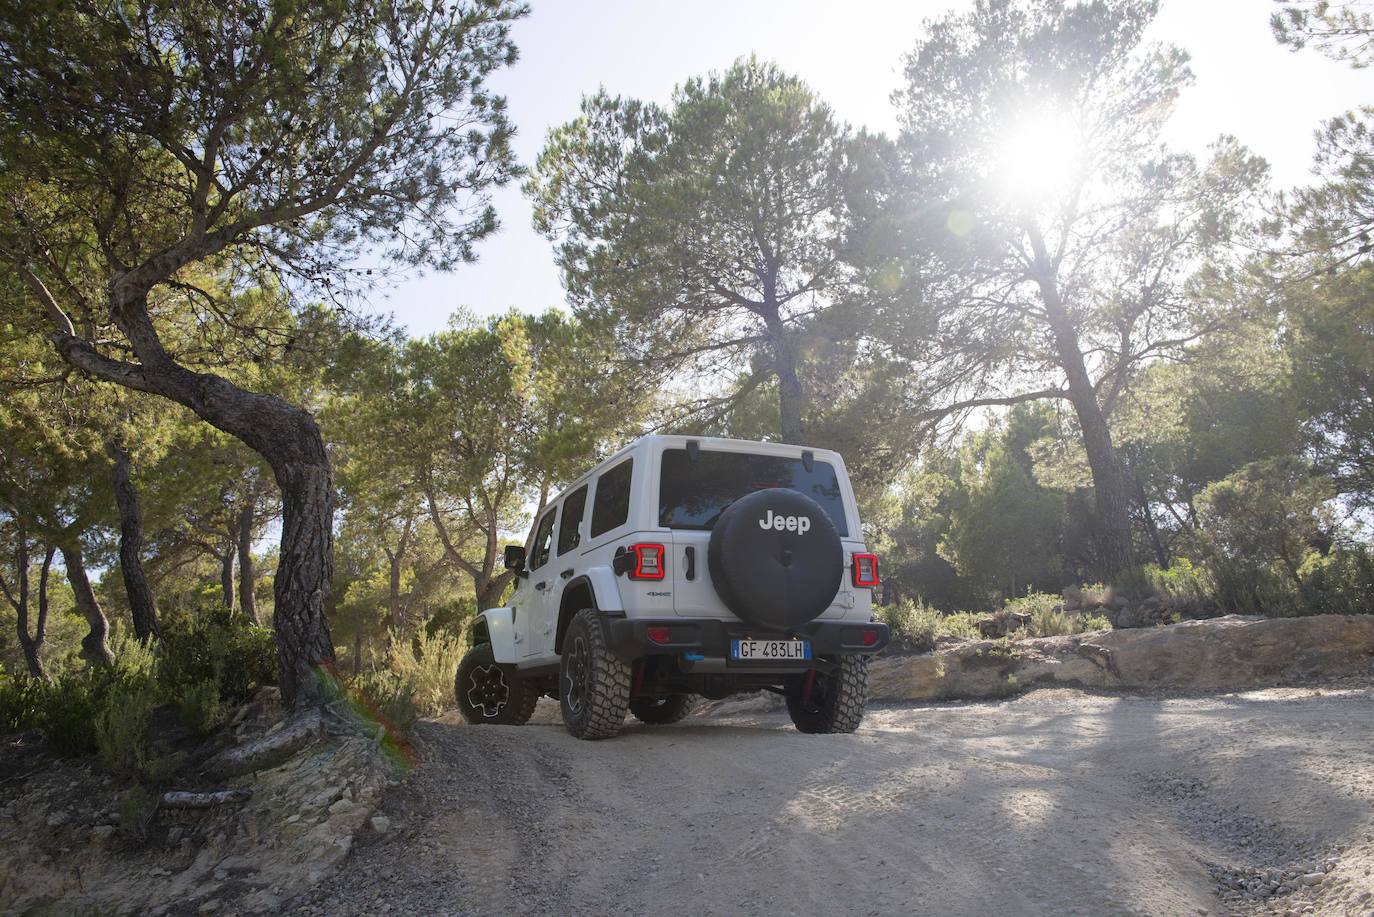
[91,825,116,843]
[327,798,355,817]
[1294,872,1325,886]
[870,614,1374,701]
[46,812,70,828]
[369,815,390,835]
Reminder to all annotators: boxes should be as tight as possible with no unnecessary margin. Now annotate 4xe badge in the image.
[759,509,811,534]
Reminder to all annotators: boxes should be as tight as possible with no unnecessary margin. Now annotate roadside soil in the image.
[292,685,1374,917]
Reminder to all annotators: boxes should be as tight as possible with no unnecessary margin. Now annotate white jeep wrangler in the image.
[454,435,888,739]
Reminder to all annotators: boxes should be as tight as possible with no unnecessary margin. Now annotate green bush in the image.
[385,629,464,718]
[0,665,44,734]
[40,669,110,756]
[158,614,276,705]
[351,669,419,738]
[176,678,225,736]
[116,784,159,844]
[96,680,174,782]
[1002,592,1111,637]
[876,599,980,652]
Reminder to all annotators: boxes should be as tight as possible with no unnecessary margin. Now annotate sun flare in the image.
[995,112,1087,204]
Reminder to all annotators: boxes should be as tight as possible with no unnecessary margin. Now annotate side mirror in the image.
[503,544,527,575]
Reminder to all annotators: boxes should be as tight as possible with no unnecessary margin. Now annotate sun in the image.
[994,111,1087,205]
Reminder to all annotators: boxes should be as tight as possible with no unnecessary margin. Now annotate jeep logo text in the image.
[759,510,811,534]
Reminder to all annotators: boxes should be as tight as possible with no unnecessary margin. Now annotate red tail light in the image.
[852,553,879,588]
[646,626,672,645]
[861,628,879,646]
[628,543,666,580]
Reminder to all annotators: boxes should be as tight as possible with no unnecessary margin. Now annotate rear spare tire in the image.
[707,487,844,630]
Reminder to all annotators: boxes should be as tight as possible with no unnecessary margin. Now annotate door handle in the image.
[534,581,547,592]
[685,546,696,581]
[560,569,574,579]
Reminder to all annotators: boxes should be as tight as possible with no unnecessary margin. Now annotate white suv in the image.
[454,435,888,739]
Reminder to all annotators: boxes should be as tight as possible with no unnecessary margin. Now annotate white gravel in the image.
[293,685,1374,917]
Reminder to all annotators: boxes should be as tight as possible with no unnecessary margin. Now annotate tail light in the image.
[628,543,666,580]
[852,553,879,588]
[646,626,672,645]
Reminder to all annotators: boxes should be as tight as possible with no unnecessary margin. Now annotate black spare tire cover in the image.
[707,488,844,630]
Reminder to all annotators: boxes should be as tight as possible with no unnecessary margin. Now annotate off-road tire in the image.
[455,643,538,726]
[559,609,632,739]
[785,655,869,734]
[629,693,697,725]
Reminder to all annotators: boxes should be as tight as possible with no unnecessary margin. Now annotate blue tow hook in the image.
[682,652,705,662]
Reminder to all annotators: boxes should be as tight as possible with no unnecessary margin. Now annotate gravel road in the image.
[293,685,1374,917]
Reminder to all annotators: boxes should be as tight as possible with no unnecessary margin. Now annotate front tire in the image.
[455,643,538,725]
[785,655,869,734]
[629,693,697,725]
[559,610,632,739]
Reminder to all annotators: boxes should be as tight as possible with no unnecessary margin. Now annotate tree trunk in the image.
[264,429,337,708]
[1027,226,1134,579]
[5,528,51,681]
[384,516,412,632]
[1133,474,1171,570]
[475,570,515,612]
[761,308,806,445]
[237,502,258,625]
[110,444,160,642]
[60,542,113,667]
[49,267,336,709]
[220,549,235,612]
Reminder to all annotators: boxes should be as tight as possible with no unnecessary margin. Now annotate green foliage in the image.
[383,630,465,719]
[158,613,276,706]
[38,669,108,756]
[0,664,43,733]
[176,679,225,737]
[351,669,420,739]
[96,680,175,783]
[115,784,159,845]
[876,599,980,653]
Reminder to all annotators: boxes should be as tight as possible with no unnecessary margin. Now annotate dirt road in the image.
[293,686,1374,916]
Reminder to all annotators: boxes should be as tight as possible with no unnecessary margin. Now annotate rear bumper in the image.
[603,617,889,663]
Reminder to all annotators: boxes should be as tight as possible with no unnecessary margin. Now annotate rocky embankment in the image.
[0,689,398,915]
[870,613,1374,701]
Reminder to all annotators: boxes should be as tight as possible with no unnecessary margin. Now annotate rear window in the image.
[658,449,849,536]
[590,458,633,537]
[557,485,588,555]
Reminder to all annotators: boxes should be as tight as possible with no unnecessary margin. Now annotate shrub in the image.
[176,678,225,736]
[96,678,176,783]
[0,665,44,734]
[158,614,276,705]
[40,669,109,756]
[116,784,159,844]
[876,599,980,652]
[350,669,419,738]
[1003,592,1111,637]
[384,629,464,718]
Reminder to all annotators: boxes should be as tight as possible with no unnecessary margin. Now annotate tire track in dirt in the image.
[293,686,1374,917]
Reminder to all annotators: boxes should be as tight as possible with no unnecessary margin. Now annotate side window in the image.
[557,485,588,556]
[530,507,557,570]
[590,458,634,538]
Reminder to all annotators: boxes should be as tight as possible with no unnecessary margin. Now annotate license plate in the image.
[730,639,811,661]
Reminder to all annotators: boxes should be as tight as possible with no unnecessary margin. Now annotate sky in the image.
[376,0,1374,337]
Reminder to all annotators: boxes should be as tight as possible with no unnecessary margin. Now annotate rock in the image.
[46,812,70,828]
[1294,872,1325,886]
[871,614,1374,701]
[208,712,325,778]
[91,825,116,844]
[327,798,355,817]
[167,827,184,845]
[369,815,390,835]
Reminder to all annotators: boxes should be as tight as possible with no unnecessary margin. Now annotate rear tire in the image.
[785,655,869,734]
[455,643,538,726]
[559,610,632,739]
[629,693,697,725]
